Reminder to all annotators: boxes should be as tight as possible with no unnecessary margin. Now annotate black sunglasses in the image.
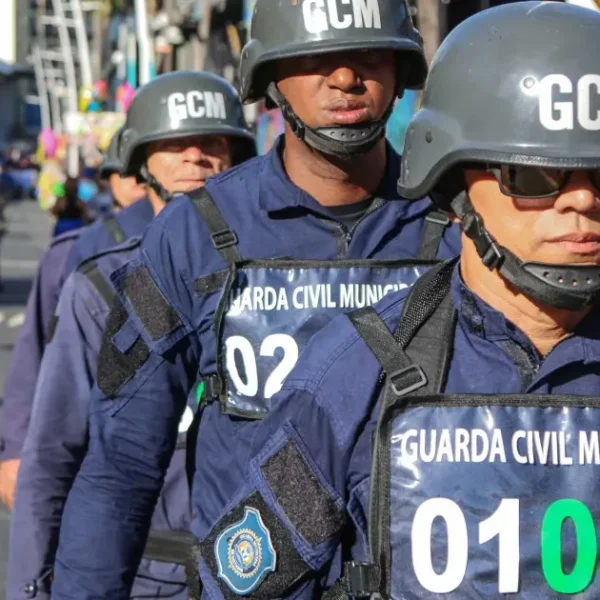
[485,165,600,200]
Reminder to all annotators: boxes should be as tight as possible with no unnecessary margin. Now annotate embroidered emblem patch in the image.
[215,506,277,595]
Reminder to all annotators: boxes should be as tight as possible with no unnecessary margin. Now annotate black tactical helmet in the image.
[98,128,123,178]
[398,1,600,311]
[119,71,256,199]
[240,0,427,158]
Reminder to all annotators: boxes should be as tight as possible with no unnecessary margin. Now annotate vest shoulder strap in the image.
[348,259,456,398]
[189,188,242,265]
[102,213,127,245]
[77,259,116,307]
[349,306,426,398]
[415,209,450,261]
[395,258,456,394]
[344,261,457,599]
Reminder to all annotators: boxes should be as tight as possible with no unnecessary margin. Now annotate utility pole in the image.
[70,0,94,88]
[134,0,156,85]
[31,47,52,131]
[196,0,213,70]
[81,1,107,81]
[416,0,441,65]
[45,0,80,176]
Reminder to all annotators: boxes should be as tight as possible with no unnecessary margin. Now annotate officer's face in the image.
[146,134,232,193]
[109,173,147,208]
[275,50,396,127]
[465,170,600,265]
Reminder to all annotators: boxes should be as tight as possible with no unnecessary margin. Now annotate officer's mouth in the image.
[322,99,372,126]
[545,232,600,256]
[175,178,208,190]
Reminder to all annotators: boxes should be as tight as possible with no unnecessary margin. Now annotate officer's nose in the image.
[326,65,362,94]
[554,172,600,214]
[181,144,203,163]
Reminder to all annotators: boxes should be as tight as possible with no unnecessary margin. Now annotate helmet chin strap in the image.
[140,165,205,204]
[451,191,600,311]
[266,83,393,159]
[140,164,173,203]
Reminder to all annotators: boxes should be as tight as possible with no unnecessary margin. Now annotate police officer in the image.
[0,131,150,510]
[194,3,600,599]
[92,130,147,219]
[52,0,461,595]
[64,132,149,273]
[7,70,255,600]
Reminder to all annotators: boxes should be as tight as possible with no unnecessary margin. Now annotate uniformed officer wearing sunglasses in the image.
[194,4,600,599]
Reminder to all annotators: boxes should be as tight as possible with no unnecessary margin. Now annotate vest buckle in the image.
[345,561,378,598]
[211,229,238,250]
[389,364,428,396]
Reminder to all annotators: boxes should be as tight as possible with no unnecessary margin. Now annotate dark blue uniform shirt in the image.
[51,139,461,598]
[194,263,600,600]
[65,199,154,274]
[0,199,153,462]
[8,236,192,600]
[0,230,79,462]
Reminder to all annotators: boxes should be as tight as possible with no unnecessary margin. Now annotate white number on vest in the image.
[411,497,596,594]
[225,334,299,399]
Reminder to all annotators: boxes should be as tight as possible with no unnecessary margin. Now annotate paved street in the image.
[0,198,53,598]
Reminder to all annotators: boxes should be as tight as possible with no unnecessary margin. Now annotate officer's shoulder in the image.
[146,155,267,233]
[202,154,265,201]
[207,153,265,188]
[49,227,82,248]
[141,193,190,237]
[42,228,83,266]
[114,198,153,224]
[75,236,142,274]
[289,288,412,389]
[74,217,107,242]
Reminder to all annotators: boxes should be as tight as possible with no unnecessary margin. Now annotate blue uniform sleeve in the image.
[7,272,106,600]
[51,221,199,599]
[0,251,63,461]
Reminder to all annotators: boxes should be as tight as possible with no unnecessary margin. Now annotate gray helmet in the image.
[119,70,256,199]
[240,0,427,159]
[99,128,123,178]
[398,1,600,311]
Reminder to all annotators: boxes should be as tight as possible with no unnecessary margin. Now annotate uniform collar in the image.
[257,136,433,221]
[451,262,600,367]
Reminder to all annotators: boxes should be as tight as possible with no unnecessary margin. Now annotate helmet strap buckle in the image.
[141,164,172,204]
[461,209,504,270]
[292,119,305,140]
[482,240,503,270]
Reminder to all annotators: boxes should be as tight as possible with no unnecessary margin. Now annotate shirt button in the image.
[23,581,37,597]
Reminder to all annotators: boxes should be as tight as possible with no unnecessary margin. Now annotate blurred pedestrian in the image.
[50,178,90,237]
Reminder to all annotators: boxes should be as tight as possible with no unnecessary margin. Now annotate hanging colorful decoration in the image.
[115,82,135,113]
[37,159,65,211]
[79,85,95,113]
[94,79,109,102]
[255,106,284,155]
[39,128,59,159]
[78,81,110,113]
